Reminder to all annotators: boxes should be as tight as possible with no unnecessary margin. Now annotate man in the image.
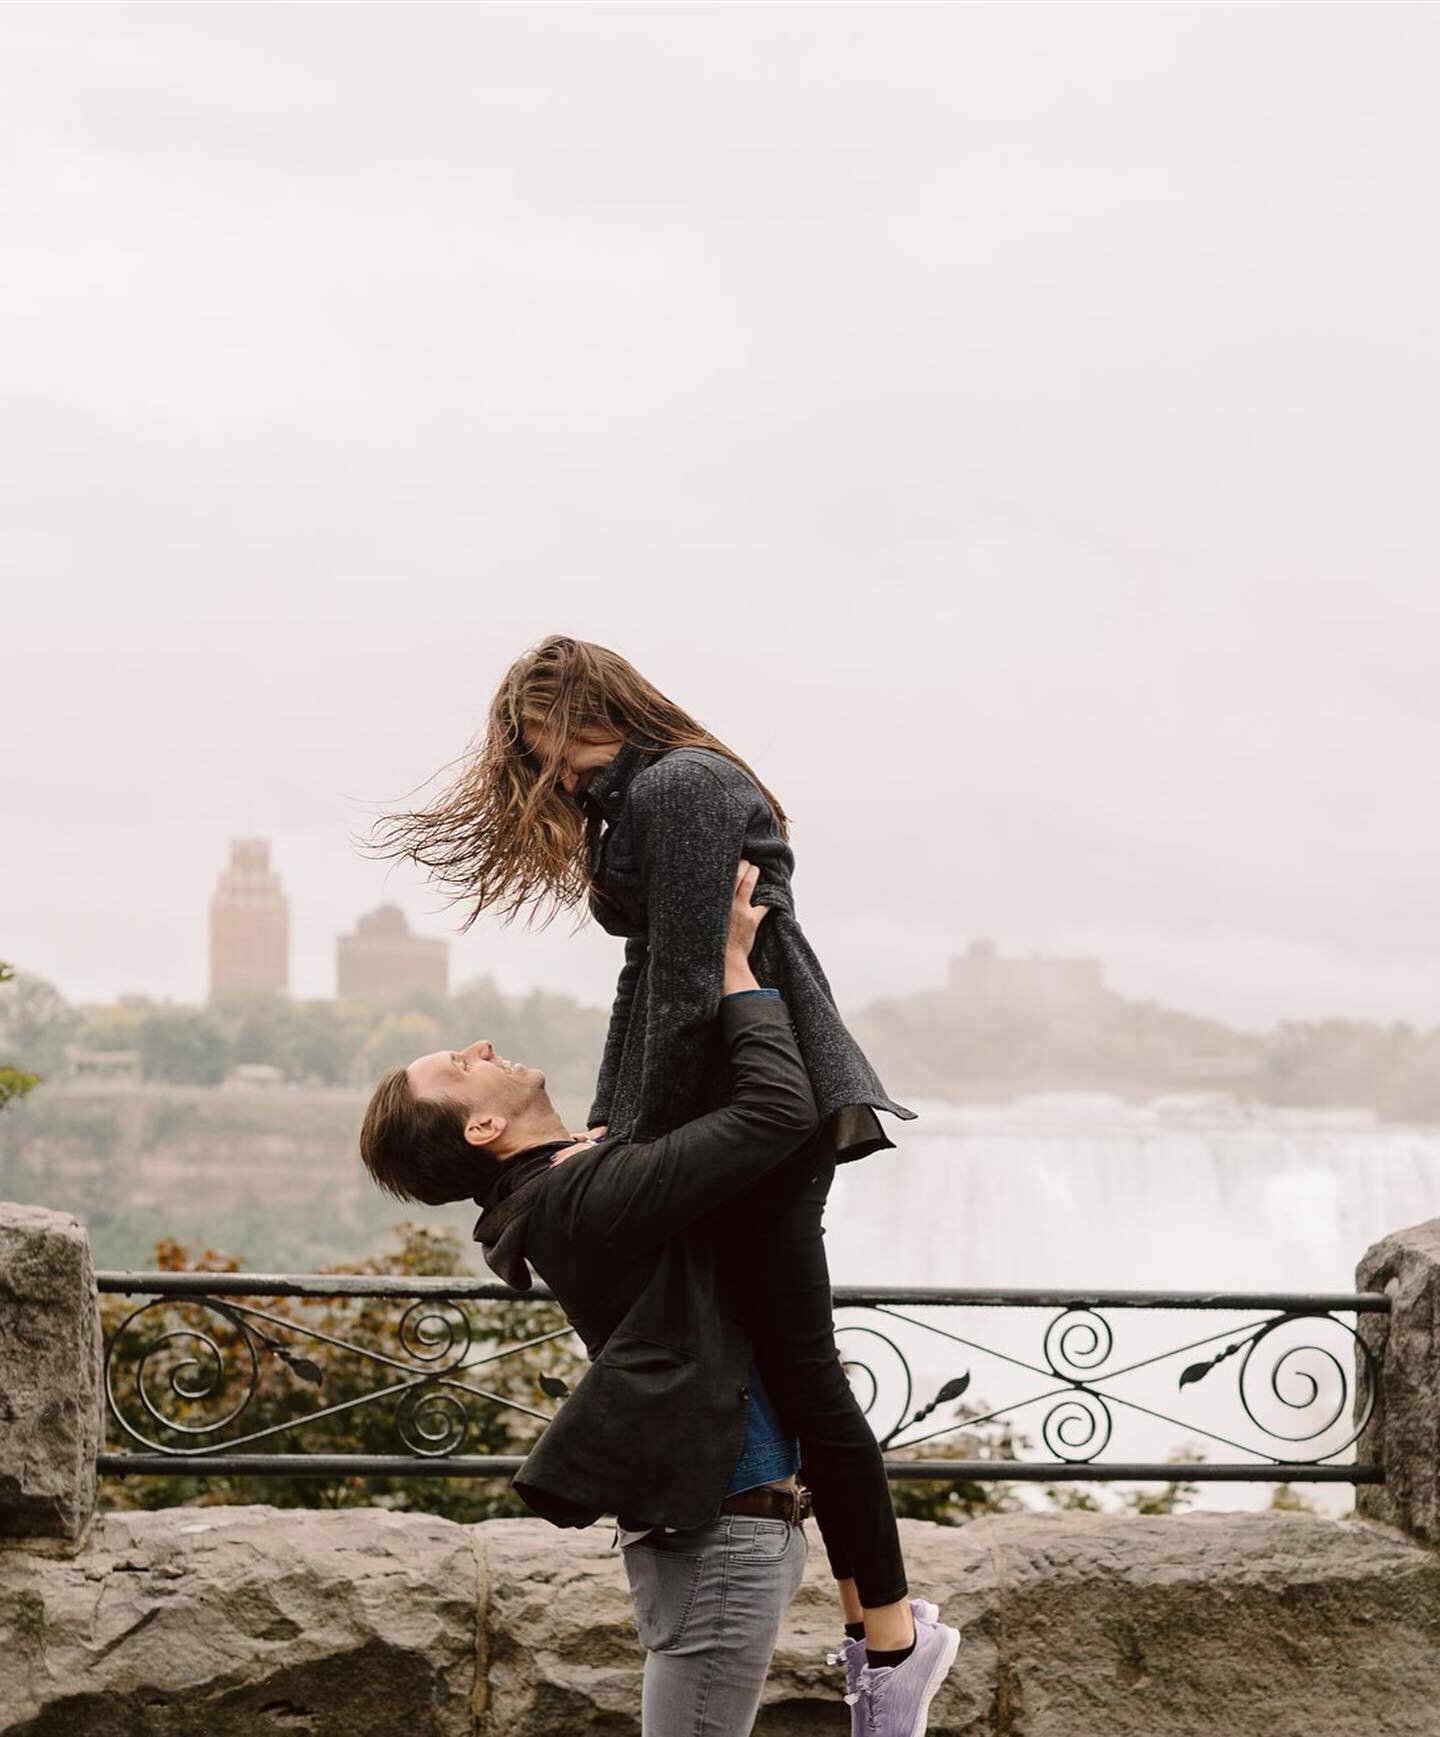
[359,863,821,1736]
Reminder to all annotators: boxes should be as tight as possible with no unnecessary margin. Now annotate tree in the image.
[99,1222,586,1522]
[1121,1446,1202,1515]
[359,1010,445,1081]
[0,963,42,1112]
[886,1410,1029,1524]
[136,1005,228,1085]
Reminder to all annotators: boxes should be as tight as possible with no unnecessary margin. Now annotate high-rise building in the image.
[337,904,449,999]
[209,839,290,999]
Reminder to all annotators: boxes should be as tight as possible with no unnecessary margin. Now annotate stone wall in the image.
[4,1506,1440,1735]
[0,1204,101,1540]
[5,1202,1440,1734]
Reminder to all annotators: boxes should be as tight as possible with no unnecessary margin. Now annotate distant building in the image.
[336,904,449,999]
[65,1046,141,1086]
[947,939,1105,1009]
[222,1063,288,1092]
[210,839,290,999]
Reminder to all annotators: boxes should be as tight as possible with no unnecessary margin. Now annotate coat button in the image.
[738,1385,749,1401]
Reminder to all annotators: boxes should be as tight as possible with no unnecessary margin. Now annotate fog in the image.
[3,6,1437,1030]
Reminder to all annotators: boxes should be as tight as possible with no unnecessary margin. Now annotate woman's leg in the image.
[721,1136,911,1638]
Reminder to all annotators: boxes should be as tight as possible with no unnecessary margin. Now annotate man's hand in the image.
[722,860,769,995]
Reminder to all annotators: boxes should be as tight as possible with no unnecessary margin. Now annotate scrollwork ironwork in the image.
[107,1297,262,1449]
[396,1384,471,1456]
[396,1299,472,1371]
[1041,1391,1113,1462]
[98,1275,1382,1481]
[103,1289,580,1460]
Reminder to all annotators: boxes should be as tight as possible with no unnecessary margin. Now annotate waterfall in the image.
[826,1095,1440,1291]
[823,1096,1440,1512]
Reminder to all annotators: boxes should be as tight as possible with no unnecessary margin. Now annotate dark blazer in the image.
[497,994,819,1530]
[584,741,914,1155]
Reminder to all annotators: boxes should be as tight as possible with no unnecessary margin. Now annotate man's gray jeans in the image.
[620,1514,808,1737]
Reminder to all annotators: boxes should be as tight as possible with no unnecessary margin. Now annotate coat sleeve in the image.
[557,995,819,1258]
[588,934,647,1129]
[626,754,753,1136]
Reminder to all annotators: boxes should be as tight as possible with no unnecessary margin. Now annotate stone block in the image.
[1357,1216,1440,1544]
[0,1202,102,1540]
[474,1511,1440,1736]
[0,1504,478,1735]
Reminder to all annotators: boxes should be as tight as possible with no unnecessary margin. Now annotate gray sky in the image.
[3,5,1438,1031]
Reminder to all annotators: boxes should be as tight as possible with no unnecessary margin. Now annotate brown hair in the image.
[359,1066,499,1206]
[371,635,788,929]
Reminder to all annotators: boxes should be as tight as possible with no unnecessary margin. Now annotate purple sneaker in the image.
[858,1607,961,1737]
[828,1601,941,1736]
[827,1635,866,1735]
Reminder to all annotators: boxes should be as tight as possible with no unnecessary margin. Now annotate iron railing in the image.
[95,1273,1386,1485]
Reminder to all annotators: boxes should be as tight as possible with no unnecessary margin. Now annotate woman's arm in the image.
[587,934,646,1133]
[627,753,755,1136]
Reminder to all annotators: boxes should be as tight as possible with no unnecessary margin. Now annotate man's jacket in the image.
[476,994,819,1531]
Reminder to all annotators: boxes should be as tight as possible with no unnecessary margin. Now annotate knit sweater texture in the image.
[584,740,914,1155]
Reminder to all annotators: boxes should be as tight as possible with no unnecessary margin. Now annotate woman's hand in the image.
[723,860,769,994]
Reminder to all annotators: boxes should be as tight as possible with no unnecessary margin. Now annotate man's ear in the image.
[463,1112,508,1151]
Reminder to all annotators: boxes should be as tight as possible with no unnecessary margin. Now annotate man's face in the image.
[523,723,623,798]
[407,1039,548,1129]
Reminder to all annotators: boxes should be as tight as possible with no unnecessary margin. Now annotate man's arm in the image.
[552,991,819,1260]
[546,862,816,1255]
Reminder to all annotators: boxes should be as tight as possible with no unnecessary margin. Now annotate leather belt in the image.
[718,1484,811,1526]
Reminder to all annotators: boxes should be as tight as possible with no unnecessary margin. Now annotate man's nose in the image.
[471,1040,494,1061]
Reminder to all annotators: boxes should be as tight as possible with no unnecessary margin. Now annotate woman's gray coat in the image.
[584,740,914,1157]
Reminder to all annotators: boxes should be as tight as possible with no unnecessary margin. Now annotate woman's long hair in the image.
[371,636,789,929]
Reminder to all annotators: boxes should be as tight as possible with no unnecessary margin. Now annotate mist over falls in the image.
[825,1096,1440,1293]
[819,1097,1440,1509]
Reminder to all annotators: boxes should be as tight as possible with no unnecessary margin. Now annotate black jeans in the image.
[717,1133,908,1609]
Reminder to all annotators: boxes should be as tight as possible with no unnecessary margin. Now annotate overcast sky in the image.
[2,5,1437,1032]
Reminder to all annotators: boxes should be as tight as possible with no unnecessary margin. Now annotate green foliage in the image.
[0,1064,38,1114]
[100,1223,586,1522]
[1268,1482,1319,1514]
[3,966,75,1068]
[885,1413,1029,1524]
[884,1412,1205,1520]
[136,1005,228,1084]
[851,982,1440,1120]
[1041,1482,1104,1511]
[49,974,607,1095]
[0,963,46,1112]
[1120,1446,1202,1515]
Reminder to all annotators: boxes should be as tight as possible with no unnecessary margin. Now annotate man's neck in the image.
[496,1118,572,1162]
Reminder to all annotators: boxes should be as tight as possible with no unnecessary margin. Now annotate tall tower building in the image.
[337,904,449,999]
[209,839,289,998]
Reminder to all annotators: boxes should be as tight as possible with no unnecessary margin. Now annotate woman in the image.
[377,635,959,1733]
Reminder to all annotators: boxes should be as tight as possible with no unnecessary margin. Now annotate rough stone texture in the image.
[0,1202,102,1540]
[1357,1216,1440,1545]
[476,1512,1440,1737]
[2,1507,1438,1734]
[0,1505,477,1736]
